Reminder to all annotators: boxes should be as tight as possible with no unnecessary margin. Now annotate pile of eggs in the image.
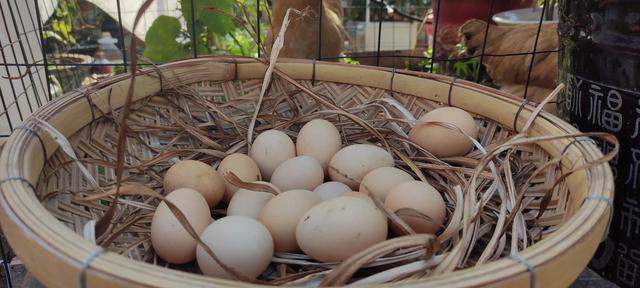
[150,107,478,280]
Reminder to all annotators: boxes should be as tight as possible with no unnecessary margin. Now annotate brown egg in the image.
[197,216,273,279]
[313,181,352,201]
[296,196,388,262]
[296,119,342,173]
[259,189,321,252]
[328,144,394,189]
[270,156,324,191]
[151,188,211,264]
[249,130,296,180]
[217,153,262,202]
[360,167,414,201]
[163,160,225,207]
[227,189,274,219]
[408,107,478,157]
[384,181,446,234]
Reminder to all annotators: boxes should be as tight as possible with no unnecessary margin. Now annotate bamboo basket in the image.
[0,57,614,288]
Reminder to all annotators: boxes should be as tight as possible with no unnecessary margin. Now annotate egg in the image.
[270,156,324,191]
[328,144,394,189]
[384,181,447,234]
[296,119,342,173]
[227,189,274,219]
[360,167,414,201]
[296,196,388,262]
[151,188,211,264]
[341,191,371,201]
[313,181,351,201]
[259,189,321,252]
[249,130,296,180]
[217,153,262,202]
[163,160,225,207]
[408,107,478,157]
[197,216,273,279]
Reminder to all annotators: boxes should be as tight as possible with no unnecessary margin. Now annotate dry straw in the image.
[0,55,616,288]
[0,1,617,287]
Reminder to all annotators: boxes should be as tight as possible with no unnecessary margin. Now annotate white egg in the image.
[249,130,296,180]
[313,181,352,201]
[197,216,273,279]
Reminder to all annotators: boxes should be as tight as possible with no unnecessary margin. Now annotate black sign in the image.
[558,0,640,285]
[562,73,640,287]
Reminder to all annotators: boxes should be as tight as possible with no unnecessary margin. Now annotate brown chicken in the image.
[458,19,558,109]
[267,0,344,59]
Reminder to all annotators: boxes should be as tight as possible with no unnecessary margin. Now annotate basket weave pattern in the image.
[40,78,565,268]
[0,58,613,288]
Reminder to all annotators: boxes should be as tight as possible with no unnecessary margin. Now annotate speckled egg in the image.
[296,196,388,262]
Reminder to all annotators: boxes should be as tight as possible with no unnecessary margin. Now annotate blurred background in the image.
[0,0,556,137]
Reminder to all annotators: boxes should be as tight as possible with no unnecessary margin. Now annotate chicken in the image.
[267,0,344,59]
[458,19,558,110]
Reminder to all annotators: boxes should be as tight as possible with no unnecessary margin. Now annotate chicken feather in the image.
[267,0,344,59]
[458,19,558,107]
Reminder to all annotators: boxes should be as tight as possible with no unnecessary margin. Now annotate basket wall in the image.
[0,58,612,288]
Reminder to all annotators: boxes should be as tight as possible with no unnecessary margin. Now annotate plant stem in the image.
[228,32,247,56]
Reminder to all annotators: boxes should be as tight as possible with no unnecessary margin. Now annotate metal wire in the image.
[190,0,198,58]
[116,0,128,73]
[476,0,495,82]
[318,49,560,62]
[0,4,32,117]
[5,0,40,110]
[524,0,549,100]
[370,0,426,22]
[429,0,442,73]
[0,87,11,132]
[318,0,323,61]
[376,0,383,66]
[12,0,47,107]
[33,0,52,101]
[256,0,260,58]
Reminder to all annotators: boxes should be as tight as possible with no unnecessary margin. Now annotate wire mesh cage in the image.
[0,0,560,286]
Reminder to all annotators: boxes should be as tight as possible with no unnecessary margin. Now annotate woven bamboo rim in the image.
[0,57,613,288]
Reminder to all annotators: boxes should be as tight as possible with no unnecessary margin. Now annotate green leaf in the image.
[181,0,234,36]
[52,20,60,34]
[197,42,209,55]
[42,30,65,43]
[143,16,188,62]
[341,57,360,65]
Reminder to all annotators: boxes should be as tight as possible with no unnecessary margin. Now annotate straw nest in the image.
[14,52,614,287]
